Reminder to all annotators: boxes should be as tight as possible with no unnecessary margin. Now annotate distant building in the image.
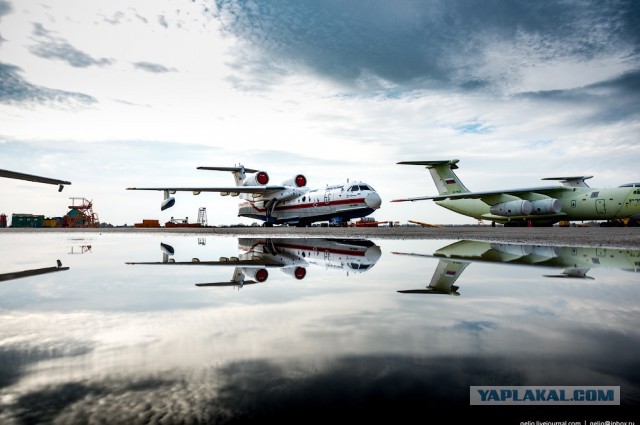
[11,214,44,228]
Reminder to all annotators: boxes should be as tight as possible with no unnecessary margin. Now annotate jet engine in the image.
[489,200,533,217]
[281,174,307,187]
[243,171,269,186]
[530,198,561,215]
[244,268,269,282]
[280,266,307,280]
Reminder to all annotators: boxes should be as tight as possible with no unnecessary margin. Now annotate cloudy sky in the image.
[0,0,638,225]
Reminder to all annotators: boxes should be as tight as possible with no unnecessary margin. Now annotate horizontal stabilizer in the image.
[397,160,460,169]
[398,288,460,296]
[196,281,258,287]
[197,166,260,173]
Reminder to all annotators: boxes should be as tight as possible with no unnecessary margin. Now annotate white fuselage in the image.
[238,182,381,225]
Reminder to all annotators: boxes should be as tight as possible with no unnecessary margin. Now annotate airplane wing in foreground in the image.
[0,169,71,191]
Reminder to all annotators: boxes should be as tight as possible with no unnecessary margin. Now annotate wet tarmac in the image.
[3,225,640,248]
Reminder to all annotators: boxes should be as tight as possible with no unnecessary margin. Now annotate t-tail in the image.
[197,165,261,187]
[397,160,469,195]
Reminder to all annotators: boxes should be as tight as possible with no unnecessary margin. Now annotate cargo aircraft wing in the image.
[392,186,571,202]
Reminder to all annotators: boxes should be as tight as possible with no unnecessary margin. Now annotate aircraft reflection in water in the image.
[395,240,640,296]
[128,238,382,289]
[0,260,69,283]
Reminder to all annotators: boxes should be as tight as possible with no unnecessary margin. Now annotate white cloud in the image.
[0,0,638,226]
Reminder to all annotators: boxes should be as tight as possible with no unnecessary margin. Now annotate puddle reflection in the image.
[0,259,69,283]
[396,240,640,295]
[0,233,638,423]
[128,238,381,288]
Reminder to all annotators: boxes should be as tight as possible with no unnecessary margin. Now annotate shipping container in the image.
[11,214,44,228]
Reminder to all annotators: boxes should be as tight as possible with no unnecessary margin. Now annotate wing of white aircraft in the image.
[126,186,287,195]
[0,168,71,191]
[126,259,286,267]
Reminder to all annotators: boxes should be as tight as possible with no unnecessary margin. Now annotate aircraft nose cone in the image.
[365,192,382,209]
[364,245,382,264]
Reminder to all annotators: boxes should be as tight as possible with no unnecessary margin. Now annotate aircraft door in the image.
[596,199,606,214]
[324,191,331,205]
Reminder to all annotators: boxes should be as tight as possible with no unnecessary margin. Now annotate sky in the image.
[0,0,639,226]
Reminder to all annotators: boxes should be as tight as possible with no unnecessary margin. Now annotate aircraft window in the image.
[359,185,371,191]
[590,192,599,198]
[302,196,306,202]
[349,186,358,192]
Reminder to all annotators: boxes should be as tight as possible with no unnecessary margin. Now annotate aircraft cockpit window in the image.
[360,185,372,191]
[349,186,359,192]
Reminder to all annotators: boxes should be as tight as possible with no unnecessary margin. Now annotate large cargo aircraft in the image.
[392,159,640,227]
[128,165,381,227]
[394,240,640,296]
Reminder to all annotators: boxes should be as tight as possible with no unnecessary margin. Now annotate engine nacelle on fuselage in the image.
[281,174,307,188]
[530,198,561,215]
[280,266,307,280]
[489,200,533,217]
[243,268,269,282]
[243,171,269,186]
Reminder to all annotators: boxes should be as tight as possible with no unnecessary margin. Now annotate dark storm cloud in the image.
[0,0,10,16]
[212,0,639,91]
[133,61,177,73]
[0,62,96,106]
[29,23,113,68]
[0,0,11,46]
[4,354,638,423]
[518,70,640,124]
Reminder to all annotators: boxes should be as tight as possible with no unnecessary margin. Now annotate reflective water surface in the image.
[1,232,639,423]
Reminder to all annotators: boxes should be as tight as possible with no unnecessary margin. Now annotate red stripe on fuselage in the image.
[240,198,367,212]
[240,242,367,256]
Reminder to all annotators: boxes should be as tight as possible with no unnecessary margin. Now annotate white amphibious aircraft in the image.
[394,240,640,295]
[0,168,71,192]
[392,159,640,227]
[128,165,382,227]
[127,238,382,289]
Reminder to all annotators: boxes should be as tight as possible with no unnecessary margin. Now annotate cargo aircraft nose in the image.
[365,192,382,209]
